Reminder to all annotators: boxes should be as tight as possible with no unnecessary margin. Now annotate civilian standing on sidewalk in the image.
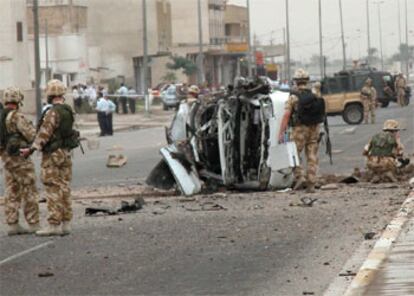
[117,83,129,114]
[96,92,109,136]
[105,93,116,136]
[127,86,137,114]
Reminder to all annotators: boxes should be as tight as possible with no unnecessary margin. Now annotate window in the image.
[16,22,23,42]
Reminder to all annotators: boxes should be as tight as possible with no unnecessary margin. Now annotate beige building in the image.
[0,0,31,91]
[26,0,89,87]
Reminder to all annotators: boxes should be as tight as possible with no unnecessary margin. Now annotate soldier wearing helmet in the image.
[395,73,407,107]
[21,79,77,236]
[278,69,326,193]
[0,87,40,235]
[187,85,200,105]
[360,77,377,124]
[363,119,405,183]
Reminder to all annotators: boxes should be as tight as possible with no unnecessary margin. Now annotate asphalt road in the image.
[0,101,413,296]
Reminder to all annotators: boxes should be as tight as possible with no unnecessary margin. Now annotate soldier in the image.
[395,73,407,107]
[312,81,322,98]
[363,119,404,183]
[187,85,200,105]
[21,79,77,236]
[360,78,377,124]
[0,87,40,235]
[279,69,326,193]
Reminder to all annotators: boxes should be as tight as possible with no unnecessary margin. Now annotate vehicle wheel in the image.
[404,96,410,106]
[175,105,179,111]
[163,104,168,111]
[342,103,363,125]
[381,101,389,108]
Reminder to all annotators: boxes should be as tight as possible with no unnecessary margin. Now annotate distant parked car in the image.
[161,84,182,110]
[151,83,170,101]
[259,76,279,90]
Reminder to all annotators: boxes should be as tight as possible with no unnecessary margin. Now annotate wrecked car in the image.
[147,79,299,196]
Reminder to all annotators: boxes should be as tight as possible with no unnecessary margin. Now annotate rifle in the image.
[324,116,333,165]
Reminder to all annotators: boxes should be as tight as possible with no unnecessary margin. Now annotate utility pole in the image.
[318,0,324,78]
[375,1,384,70]
[404,0,409,77]
[45,19,49,81]
[285,0,291,81]
[398,0,402,47]
[33,0,42,122]
[246,0,253,78]
[366,0,371,65]
[197,0,205,84]
[142,0,150,115]
[339,0,347,70]
[283,27,287,80]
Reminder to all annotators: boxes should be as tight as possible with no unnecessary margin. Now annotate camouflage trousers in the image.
[292,124,320,185]
[366,156,398,181]
[2,156,40,225]
[397,88,406,107]
[362,98,376,124]
[41,149,73,225]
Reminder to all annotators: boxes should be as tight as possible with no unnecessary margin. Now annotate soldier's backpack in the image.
[0,105,8,150]
[369,131,396,157]
[294,89,326,125]
[0,107,28,155]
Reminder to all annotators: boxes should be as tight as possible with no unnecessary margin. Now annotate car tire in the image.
[381,101,389,108]
[163,104,168,111]
[342,103,363,125]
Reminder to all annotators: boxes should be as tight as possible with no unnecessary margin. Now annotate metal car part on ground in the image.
[147,79,300,196]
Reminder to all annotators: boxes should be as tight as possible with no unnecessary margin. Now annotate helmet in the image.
[313,81,321,89]
[3,87,24,104]
[46,79,66,97]
[383,119,400,131]
[188,85,200,95]
[365,78,373,85]
[293,69,310,81]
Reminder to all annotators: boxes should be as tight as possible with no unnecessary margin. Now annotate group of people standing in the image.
[1,79,77,236]
[278,69,407,193]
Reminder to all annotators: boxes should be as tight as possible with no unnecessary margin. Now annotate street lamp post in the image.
[366,0,371,65]
[339,0,347,70]
[197,0,205,84]
[404,0,409,77]
[33,0,42,122]
[246,0,253,78]
[285,0,291,81]
[375,1,384,71]
[142,0,150,115]
[318,0,324,78]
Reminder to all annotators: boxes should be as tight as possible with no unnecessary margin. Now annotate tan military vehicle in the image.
[321,70,403,125]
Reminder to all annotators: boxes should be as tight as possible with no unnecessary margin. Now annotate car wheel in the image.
[342,103,363,125]
[404,96,410,106]
[163,103,168,111]
[381,101,389,108]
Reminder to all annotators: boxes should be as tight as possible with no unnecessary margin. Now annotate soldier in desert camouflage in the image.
[0,87,40,235]
[360,78,377,124]
[279,69,326,193]
[363,119,404,183]
[21,79,78,236]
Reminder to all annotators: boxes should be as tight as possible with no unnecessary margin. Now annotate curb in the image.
[80,123,166,137]
[343,190,414,296]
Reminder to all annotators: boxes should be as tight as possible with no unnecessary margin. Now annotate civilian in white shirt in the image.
[117,83,129,114]
[96,92,109,136]
[105,94,116,136]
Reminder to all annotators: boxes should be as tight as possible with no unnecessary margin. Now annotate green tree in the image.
[162,72,177,83]
[166,56,197,77]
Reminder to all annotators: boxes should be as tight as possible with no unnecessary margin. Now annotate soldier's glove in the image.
[397,158,410,168]
[20,147,36,159]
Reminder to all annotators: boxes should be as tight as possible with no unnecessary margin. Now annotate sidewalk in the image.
[76,105,175,137]
[345,191,414,296]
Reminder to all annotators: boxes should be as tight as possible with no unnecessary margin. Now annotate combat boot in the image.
[27,223,41,234]
[7,224,29,236]
[36,224,63,237]
[306,183,316,194]
[384,172,398,183]
[61,222,72,235]
[293,178,306,191]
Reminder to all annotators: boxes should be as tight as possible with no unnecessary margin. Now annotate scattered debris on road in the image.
[321,184,339,190]
[339,271,357,277]
[107,154,128,168]
[38,272,54,278]
[85,197,145,216]
[364,232,376,240]
[289,197,318,207]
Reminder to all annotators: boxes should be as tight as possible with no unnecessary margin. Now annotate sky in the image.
[228,0,414,62]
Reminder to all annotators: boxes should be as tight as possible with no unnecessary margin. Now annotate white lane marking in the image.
[0,241,53,267]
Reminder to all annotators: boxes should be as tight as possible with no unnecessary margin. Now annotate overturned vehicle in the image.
[147,80,299,196]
